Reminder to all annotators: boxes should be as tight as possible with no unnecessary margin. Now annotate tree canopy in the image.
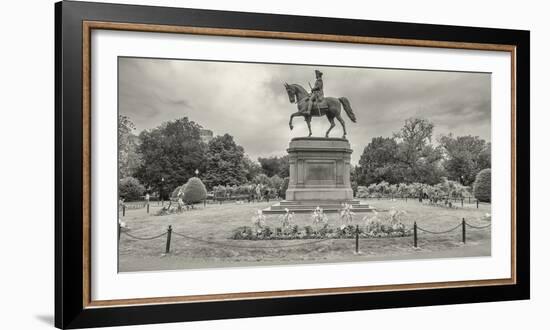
[202,134,248,189]
[134,117,206,199]
[357,118,444,186]
[358,136,402,184]
[118,115,142,178]
[438,134,491,186]
[257,155,289,178]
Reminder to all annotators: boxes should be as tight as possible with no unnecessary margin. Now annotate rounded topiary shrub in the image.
[473,168,491,202]
[119,176,145,201]
[183,177,207,204]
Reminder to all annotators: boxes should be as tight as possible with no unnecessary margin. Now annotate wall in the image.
[0,0,546,329]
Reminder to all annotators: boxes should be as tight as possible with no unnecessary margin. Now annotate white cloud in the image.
[120,57,491,164]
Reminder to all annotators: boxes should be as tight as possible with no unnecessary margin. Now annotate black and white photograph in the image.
[2,0,541,329]
[117,57,492,272]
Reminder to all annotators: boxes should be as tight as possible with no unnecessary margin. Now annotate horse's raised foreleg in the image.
[326,116,336,138]
[336,114,347,139]
[289,112,301,130]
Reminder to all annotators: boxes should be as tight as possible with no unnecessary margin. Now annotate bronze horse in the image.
[284,83,356,138]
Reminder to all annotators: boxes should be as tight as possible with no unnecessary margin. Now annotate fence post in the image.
[165,225,172,254]
[122,204,126,217]
[462,218,466,244]
[413,222,418,248]
[476,200,479,209]
[118,221,121,242]
[355,225,359,254]
[147,203,150,214]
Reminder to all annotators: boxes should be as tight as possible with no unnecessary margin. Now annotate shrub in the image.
[183,177,207,204]
[119,177,145,201]
[171,184,186,199]
[473,168,491,202]
[356,186,368,198]
[270,175,284,190]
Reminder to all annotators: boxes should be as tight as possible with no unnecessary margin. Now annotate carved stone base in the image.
[285,137,353,202]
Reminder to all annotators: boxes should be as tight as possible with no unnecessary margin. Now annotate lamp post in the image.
[161,177,165,206]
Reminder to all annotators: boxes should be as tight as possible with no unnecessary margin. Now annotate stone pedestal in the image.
[286,137,353,202]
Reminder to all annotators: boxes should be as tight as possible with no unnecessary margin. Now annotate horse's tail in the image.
[339,97,356,123]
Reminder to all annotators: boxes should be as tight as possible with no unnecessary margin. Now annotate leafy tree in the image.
[358,118,444,186]
[438,134,491,186]
[118,115,142,178]
[135,117,207,199]
[394,118,444,184]
[243,156,262,182]
[473,168,491,202]
[183,177,207,204]
[258,155,289,178]
[357,137,402,185]
[253,173,271,186]
[119,177,145,201]
[202,134,247,189]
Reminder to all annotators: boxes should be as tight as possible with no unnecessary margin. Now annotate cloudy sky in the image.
[119,57,491,165]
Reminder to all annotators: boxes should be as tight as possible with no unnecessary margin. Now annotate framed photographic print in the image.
[55,1,530,328]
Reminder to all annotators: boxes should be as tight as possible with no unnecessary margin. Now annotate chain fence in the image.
[118,217,491,254]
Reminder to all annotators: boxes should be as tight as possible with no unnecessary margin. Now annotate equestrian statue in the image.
[284,69,356,138]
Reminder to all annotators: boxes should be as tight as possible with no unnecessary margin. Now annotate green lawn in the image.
[118,199,491,272]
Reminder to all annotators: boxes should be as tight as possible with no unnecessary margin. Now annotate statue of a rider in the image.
[304,69,324,116]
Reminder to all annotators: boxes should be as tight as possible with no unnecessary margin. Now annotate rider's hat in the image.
[315,69,323,77]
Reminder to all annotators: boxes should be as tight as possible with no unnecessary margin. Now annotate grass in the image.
[118,198,491,272]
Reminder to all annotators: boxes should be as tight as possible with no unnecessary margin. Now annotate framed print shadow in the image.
[55,1,530,328]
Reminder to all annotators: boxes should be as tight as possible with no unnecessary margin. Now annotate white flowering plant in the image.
[279,208,295,231]
[339,203,355,225]
[251,209,267,231]
[311,206,329,226]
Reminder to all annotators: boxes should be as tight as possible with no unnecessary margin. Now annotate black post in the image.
[117,222,121,242]
[122,204,125,217]
[165,225,172,254]
[147,203,150,214]
[462,218,466,244]
[413,222,418,248]
[355,225,359,254]
[476,200,479,209]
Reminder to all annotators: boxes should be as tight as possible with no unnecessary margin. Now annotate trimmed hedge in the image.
[183,177,207,204]
[119,177,145,201]
[473,168,491,202]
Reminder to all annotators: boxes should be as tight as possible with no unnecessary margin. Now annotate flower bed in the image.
[230,223,410,240]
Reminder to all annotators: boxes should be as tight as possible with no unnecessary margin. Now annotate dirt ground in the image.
[118,198,491,272]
